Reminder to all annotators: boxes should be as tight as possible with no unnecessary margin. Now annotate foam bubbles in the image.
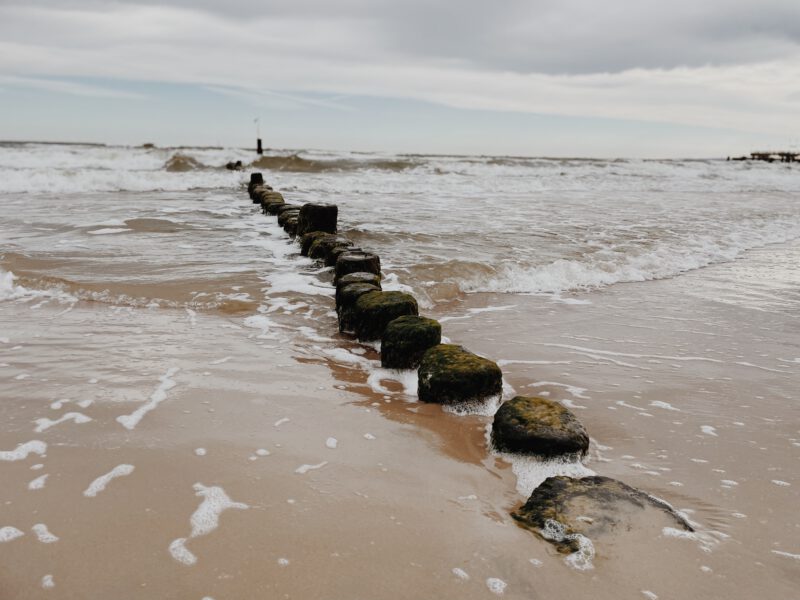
[28,474,49,490]
[34,412,92,433]
[541,519,595,571]
[486,577,508,595]
[116,368,179,430]
[41,574,55,589]
[295,461,328,474]
[0,440,47,461]
[0,526,24,543]
[169,483,248,566]
[32,524,59,543]
[452,567,469,580]
[326,437,338,449]
[83,464,135,497]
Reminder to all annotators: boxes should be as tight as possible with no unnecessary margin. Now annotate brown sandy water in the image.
[1,144,799,598]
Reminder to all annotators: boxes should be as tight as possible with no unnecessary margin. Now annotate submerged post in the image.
[257,138,263,155]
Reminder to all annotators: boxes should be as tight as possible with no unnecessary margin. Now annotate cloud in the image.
[0,1,798,138]
[0,74,146,99]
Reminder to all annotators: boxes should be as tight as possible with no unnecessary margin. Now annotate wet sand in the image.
[2,239,798,599]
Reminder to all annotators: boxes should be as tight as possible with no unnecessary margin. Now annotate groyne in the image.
[243,171,693,559]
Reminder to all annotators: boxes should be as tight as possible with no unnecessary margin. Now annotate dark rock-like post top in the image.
[248,172,264,198]
[298,204,338,236]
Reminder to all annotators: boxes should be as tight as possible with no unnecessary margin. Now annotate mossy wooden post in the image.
[300,231,329,256]
[297,204,338,236]
[335,272,381,305]
[492,396,589,458]
[248,172,264,199]
[337,283,381,333]
[265,200,287,215]
[277,209,300,227]
[417,344,502,405]
[335,252,380,283]
[381,316,441,369]
[351,290,418,341]
[308,235,354,262]
[284,216,299,237]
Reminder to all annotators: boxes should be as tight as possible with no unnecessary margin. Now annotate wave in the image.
[250,153,420,173]
[164,153,206,172]
[459,217,800,295]
[0,268,259,313]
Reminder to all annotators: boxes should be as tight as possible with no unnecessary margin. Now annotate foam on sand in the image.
[0,440,47,461]
[34,411,92,433]
[486,577,508,595]
[116,368,179,430]
[28,474,49,490]
[83,464,135,497]
[32,524,59,543]
[771,550,800,560]
[0,526,25,543]
[168,483,249,566]
[41,575,55,589]
[295,461,328,474]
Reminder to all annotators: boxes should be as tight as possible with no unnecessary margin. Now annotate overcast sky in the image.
[1,0,799,156]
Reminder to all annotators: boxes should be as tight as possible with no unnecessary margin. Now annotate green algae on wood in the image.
[492,396,589,458]
[335,252,380,283]
[417,344,502,405]
[297,203,337,236]
[512,475,694,554]
[381,316,442,369]
[337,283,382,333]
[352,290,418,341]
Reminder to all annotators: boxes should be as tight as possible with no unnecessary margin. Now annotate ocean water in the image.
[1,142,799,599]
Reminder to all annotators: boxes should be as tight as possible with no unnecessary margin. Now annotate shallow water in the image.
[1,142,799,598]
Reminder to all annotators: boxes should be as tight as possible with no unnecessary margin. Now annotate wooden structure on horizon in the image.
[729,151,800,163]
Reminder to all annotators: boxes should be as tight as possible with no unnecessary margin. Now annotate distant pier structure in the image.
[729,151,800,163]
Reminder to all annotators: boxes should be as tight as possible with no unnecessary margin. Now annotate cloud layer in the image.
[1,1,799,139]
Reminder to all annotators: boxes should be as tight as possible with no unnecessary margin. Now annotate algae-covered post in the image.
[351,290,419,341]
[336,283,382,333]
[417,344,502,406]
[381,316,442,369]
[335,252,381,283]
[297,203,338,236]
[248,172,264,198]
[492,396,589,458]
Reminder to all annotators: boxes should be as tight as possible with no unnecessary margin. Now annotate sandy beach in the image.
[1,144,799,599]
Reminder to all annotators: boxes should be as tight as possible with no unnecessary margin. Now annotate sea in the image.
[1,142,798,599]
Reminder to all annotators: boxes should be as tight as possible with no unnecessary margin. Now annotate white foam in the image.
[0,269,77,305]
[169,538,197,565]
[366,368,418,397]
[277,558,290,566]
[442,394,503,417]
[452,567,469,580]
[209,356,233,365]
[486,578,507,595]
[501,454,596,497]
[641,591,658,600]
[650,401,680,411]
[326,437,338,449]
[771,550,800,560]
[295,461,328,474]
[255,448,270,456]
[771,480,791,487]
[83,464,135,497]
[41,575,55,589]
[194,448,207,456]
[0,526,24,542]
[116,368,179,430]
[28,474,49,490]
[700,425,718,437]
[274,417,290,427]
[32,524,59,543]
[87,227,131,235]
[34,412,92,433]
[363,433,376,440]
[0,440,47,461]
[169,483,248,566]
[541,519,595,571]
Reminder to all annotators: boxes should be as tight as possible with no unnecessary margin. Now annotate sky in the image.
[1,0,799,157]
